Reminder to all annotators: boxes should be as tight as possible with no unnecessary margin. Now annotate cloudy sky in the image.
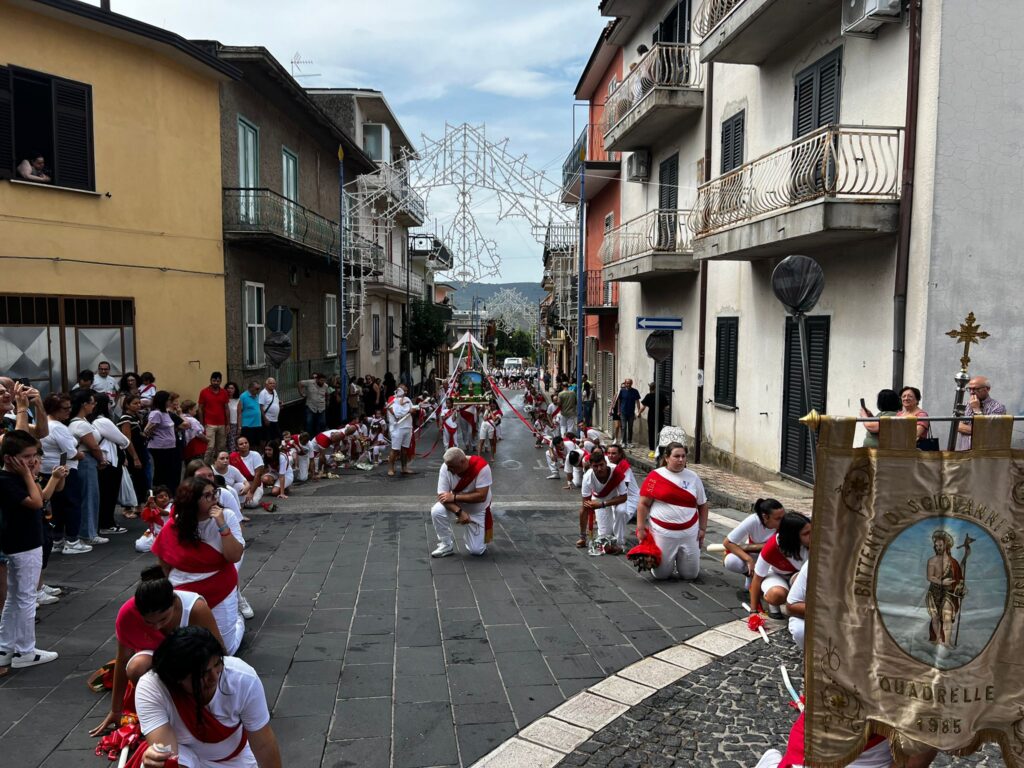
[99,0,606,284]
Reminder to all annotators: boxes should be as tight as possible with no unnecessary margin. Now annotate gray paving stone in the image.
[588,644,643,675]
[396,607,442,646]
[396,644,446,676]
[457,720,518,766]
[494,650,557,687]
[286,659,343,686]
[274,684,338,717]
[452,701,516,725]
[306,608,353,634]
[322,737,391,768]
[337,663,393,698]
[445,637,495,664]
[393,702,459,768]
[270,715,330,765]
[293,631,348,662]
[395,673,450,704]
[505,683,567,728]
[486,624,538,652]
[346,635,396,664]
[448,662,506,705]
[350,613,397,636]
[330,697,392,740]
[543,653,604,680]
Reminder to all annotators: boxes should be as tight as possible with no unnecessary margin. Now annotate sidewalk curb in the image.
[469,619,782,767]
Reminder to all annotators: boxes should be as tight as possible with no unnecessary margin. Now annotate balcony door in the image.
[654,1,691,44]
[282,147,298,237]
[792,49,842,199]
[656,154,678,250]
[781,315,829,483]
[237,118,259,224]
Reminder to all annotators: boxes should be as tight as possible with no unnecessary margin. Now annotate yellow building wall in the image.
[0,4,226,397]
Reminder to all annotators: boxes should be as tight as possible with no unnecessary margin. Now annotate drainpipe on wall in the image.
[892,0,922,390]
[694,63,713,464]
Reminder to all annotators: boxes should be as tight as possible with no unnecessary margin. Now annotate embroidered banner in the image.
[805,415,1024,766]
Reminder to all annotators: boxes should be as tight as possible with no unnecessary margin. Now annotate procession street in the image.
[2,393,769,768]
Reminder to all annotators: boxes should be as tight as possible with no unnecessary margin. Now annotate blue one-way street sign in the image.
[636,316,683,331]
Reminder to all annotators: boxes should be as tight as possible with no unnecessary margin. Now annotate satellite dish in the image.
[771,255,825,315]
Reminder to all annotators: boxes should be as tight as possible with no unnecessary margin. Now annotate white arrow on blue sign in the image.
[636,317,683,331]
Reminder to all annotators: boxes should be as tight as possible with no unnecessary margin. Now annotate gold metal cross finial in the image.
[945,312,989,371]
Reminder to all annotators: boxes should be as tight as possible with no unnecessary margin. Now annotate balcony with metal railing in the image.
[561,125,621,205]
[367,260,426,298]
[583,270,618,315]
[360,164,427,226]
[543,222,578,265]
[602,43,704,152]
[691,125,903,261]
[223,188,380,272]
[695,0,840,65]
[600,209,698,282]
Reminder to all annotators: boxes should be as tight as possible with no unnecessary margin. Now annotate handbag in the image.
[916,437,940,451]
[118,464,138,507]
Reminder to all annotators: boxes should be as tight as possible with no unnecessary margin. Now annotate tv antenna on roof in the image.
[290,53,320,79]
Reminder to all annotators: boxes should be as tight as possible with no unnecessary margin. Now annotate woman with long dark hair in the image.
[860,388,902,448]
[69,388,106,544]
[147,390,180,490]
[151,477,244,654]
[134,626,281,767]
[748,511,811,619]
[118,394,150,518]
[89,566,222,737]
[40,393,90,554]
[722,498,785,584]
[92,393,130,535]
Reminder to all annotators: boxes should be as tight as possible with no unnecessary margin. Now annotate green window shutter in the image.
[714,317,738,407]
[721,111,744,173]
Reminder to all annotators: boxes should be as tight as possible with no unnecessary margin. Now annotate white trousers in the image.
[0,547,43,653]
[789,617,805,650]
[242,485,264,509]
[558,414,577,437]
[595,503,625,542]
[431,502,486,555]
[295,453,310,482]
[458,420,474,449]
[723,553,752,575]
[546,451,561,475]
[650,525,701,580]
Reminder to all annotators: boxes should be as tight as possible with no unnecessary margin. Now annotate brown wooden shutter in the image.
[0,67,13,179]
[52,77,94,190]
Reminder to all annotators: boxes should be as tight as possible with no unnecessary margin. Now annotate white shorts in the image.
[762,572,793,595]
[391,428,412,450]
[478,422,496,441]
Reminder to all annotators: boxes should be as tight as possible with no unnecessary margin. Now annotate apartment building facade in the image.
[308,89,431,386]
[0,0,237,397]
[203,43,378,408]
[586,0,1023,481]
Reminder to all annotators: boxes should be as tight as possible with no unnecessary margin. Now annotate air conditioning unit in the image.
[626,150,650,182]
[842,0,902,38]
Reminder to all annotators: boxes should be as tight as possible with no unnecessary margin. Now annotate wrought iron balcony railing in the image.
[694,0,744,37]
[562,125,621,189]
[689,125,904,237]
[602,43,703,140]
[368,260,425,297]
[599,209,694,266]
[544,222,579,254]
[585,270,618,308]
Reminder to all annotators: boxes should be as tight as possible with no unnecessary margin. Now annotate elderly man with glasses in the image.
[956,375,1006,451]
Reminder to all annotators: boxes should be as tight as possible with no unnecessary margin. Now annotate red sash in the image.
[442,412,458,437]
[228,452,254,482]
[314,432,332,449]
[549,405,561,419]
[592,460,629,499]
[759,534,801,575]
[459,408,477,430]
[169,687,249,761]
[452,455,493,544]
[115,598,167,652]
[780,713,884,768]
[151,520,238,608]
[641,470,699,529]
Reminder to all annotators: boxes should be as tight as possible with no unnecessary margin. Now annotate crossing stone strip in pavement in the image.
[0,501,757,767]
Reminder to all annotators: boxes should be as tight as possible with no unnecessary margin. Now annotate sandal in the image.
[575,536,587,548]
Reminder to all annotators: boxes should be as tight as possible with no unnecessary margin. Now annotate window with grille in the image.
[387,315,395,350]
[604,212,615,233]
[372,314,381,353]
[324,294,338,357]
[243,282,265,368]
[714,316,738,408]
[0,66,94,190]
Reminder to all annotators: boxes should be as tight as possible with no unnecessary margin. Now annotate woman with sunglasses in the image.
[40,394,91,554]
[151,477,244,654]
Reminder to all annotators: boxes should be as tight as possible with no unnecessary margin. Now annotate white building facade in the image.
[592,0,1023,483]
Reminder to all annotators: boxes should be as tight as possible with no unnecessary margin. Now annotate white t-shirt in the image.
[788,561,809,608]
[215,465,248,495]
[278,453,294,485]
[227,398,239,426]
[727,513,776,546]
[168,512,244,588]
[92,374,119,395]
[647,467,707,526]
[136,656,269,764]
[235,451,264,477]
[41,419,80,472]
[257,389,280,422]
[437,462,493,516]
[70,417,102,457]
[581,468,628,504]
[388,397,414,430]
[753,536,808,579]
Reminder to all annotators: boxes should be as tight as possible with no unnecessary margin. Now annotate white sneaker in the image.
[85,536,110,545]
[431,543,454,558]
[40,584,62,596]
[63,540,93,554]
[36,590,59,606]
[238,595,255,620]
[0,649,12,666]
[546,473,559,480]
[12,649,59,668]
